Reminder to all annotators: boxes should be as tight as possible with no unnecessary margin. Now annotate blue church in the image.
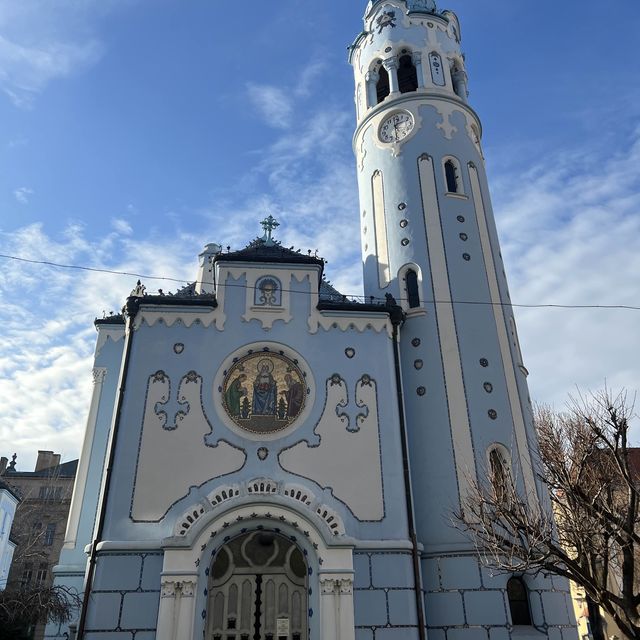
[47,1,578,639]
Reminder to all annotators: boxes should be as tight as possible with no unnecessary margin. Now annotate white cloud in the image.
[493,128,640,415]
[246,83,294,129]
[294,60,327,98]
[13,187,33,204]
[0,222,199,471]
[0,0,126,107]
[111,218,133,235]
[246,60,329,129]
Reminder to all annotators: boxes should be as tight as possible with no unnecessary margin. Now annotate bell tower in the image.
[350,0,577,637]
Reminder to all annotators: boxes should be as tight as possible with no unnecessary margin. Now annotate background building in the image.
[1,451,77,640]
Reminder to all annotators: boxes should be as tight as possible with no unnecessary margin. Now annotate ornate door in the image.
[206,531,308,640]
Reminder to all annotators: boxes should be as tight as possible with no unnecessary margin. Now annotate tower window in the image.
[507,577,532,626]
[376,66,390,104]
[429,52,446,86]
[398,55,419,94]
[444,159,462,194]
[406,270,420,308]
[489,447,510,503]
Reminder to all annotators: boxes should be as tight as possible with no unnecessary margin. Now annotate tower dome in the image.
[367,0,438,15]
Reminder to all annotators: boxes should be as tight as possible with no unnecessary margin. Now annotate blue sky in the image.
[1,0,640,469]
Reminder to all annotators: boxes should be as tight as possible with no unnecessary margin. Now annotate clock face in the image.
[379,111,415,143]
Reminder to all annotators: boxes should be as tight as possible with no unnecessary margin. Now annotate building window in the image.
[36,563,48,585]
[21,563,33,587]
[429,52,446,86]
[444,158,463,194]
[398,54,418,94]
[489,447,510,503]
[44,523,56,546]
[38,485,63,500]
[507,577,532,625]
[406,270,420,308]
[376,66,390,103]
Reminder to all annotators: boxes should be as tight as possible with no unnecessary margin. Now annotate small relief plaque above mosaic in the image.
[222,351,308,435]
[254,275,282,307]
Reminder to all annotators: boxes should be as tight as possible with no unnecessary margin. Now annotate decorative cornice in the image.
[320,576,354,595]
[92,368,107,385]
[161,579,196,598]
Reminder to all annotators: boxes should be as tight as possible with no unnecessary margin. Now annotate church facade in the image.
[47,1,578,639]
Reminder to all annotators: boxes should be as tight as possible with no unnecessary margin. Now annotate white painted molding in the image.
[63,366,107,549]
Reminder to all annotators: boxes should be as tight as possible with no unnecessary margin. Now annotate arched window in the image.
[406,269,420,308]
[376,66,390,104]
[489,448,510,502]
[507,577,532,626]
[398,54,418,94]
[206,531,308,639]
[444,158,462,194]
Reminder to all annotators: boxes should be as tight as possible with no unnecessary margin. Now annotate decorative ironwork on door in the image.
[206,531,308,640]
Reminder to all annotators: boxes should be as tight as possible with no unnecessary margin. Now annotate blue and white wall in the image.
[45,321,125,638]
[76,256,421,639]
[351,1,577,638]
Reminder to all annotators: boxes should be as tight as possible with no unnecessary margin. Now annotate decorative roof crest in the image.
[406,0,437,12]
[260,215,280,246]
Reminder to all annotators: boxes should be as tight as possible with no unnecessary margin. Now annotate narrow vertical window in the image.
[44,522,56,546]
[445,159,460,193]
[21,563,33,587]
[429,52,446,86]
[406,270,420,308]
[398,54,418,94]
[507,577,532,625]
[376,66,390,103]
[489,448,509,503]
[36,562,48,585]
[372,170,390,288]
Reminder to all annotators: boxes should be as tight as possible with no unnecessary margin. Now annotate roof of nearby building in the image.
[3,459,78,479]
[0,477,20,502]
[627,448,640,480]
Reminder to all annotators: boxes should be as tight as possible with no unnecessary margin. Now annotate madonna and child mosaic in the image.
[222,352,308,434]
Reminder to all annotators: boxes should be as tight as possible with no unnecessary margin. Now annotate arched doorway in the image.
[205,530,308,640]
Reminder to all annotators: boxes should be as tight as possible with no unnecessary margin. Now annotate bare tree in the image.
[455,389,640,639]
[0,584,81,640]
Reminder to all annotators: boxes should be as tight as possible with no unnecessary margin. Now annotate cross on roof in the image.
[260,215,280,245]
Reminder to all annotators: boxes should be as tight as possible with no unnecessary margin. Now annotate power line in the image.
[0,253,189,285]
[1,252,639,312]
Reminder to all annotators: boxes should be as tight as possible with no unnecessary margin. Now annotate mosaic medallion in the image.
[222,352,307,434]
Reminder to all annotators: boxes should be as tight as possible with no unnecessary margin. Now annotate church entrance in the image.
[205,531,308,640]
